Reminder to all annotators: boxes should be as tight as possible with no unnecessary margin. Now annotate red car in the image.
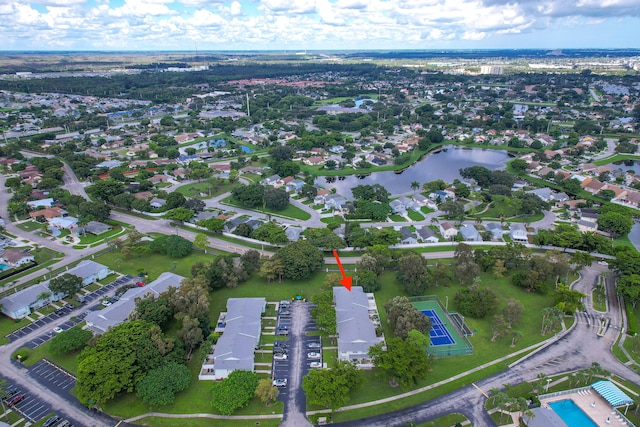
[136,281,145,287]
[7,394,25,407]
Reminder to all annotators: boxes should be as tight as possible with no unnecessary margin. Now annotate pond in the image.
[315,146,511,198]
[605,160,640,174]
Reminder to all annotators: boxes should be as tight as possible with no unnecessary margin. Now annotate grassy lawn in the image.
[421,206,435,215]
[85,283,101,292]
[13,331,82,373]
[135,418,281,427]
[15,220,44,232]
[592,280,607,312]
[97,273,119,285]
[103,356,284,420]
[78,227,125,245]
[0,317,30,345]
[301,148,429,177]
[593,153,640,166]
[174,181,236,199]
[407,211,425,221]
[94,250,217,281]
[417,413,468,427]
[320,217,345,225]
[222,196,311,221]
[614,234,637,251]
[389,214,406,222]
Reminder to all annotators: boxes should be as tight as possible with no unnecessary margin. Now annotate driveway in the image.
[280,301,313,427]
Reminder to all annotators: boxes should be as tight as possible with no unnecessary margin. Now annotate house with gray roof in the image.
[509,223,528,243]
[527,187,554,202]
[324,194,347,212]
[85,272,185,334]
[398,227,418,245]
[200,298,266,380]
[83,221,112,235]
[484,223,504,240]
[416,227,439,243]
[65,260,111,287]
[390,200,407,216]
[333,286,385,369]
[459,224,482,242]
[0,248,35,268]
[0,282,64,319]
[285,226,303,242]
[26,198,55,209]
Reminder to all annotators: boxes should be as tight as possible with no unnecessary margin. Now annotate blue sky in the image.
[1,0,639,51]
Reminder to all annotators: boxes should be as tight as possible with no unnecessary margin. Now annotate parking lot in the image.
[6,274,134,343]
[25,313,86,349]
[29,359,77,394]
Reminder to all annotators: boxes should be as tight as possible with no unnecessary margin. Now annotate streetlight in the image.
[546,378,552,392]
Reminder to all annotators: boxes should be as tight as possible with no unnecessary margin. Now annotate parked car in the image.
[57,420,71,427]
[307,342,321,349]
[307,352,321,359]
[3,386,17,397]
[136,281,145,287]
[43,415,60,427]
[310,362,322,368]
[7,394,25,407]
[272,378,288,387]
[273,347,287,355]
[53,327,64,334]
[274,341,288,349]
[279,310,291,316]
[274,353,288,361]
[101,299,111,306]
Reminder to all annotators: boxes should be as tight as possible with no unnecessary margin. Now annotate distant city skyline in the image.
[1,0,639,51]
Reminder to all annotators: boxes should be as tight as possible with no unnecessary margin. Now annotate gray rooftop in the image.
[85,272,184,334]
[333,286,381,358]
[67,260,109,280]
[0,282,52,314]
[523,407,568,427]
[213,298,266,374]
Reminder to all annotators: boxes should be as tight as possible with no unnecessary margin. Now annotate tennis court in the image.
[410,296,474,357]
[422,309,455,346]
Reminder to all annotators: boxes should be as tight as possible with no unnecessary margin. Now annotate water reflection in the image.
[315,146,510,198]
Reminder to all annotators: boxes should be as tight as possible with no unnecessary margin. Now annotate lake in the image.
[315,146,511,198]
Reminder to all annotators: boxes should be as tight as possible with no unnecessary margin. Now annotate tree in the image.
[255,378,279,406]
[276,241,324,280]
[163,208,194,223]
[176,314,203,359]
[193,233,209,252]
[167,276,210,320]
[617,274,640,308]
[540,306,564,335]
[150,235,193,258]
[232,183,264,208]
[454,285,497,318]
[211,370,259,415]
[264,187,290,210]
[502,299,523,328]
[79,201,111,222]
[126,229,144,246]
[252,222,289,244]
[384,296,432,339]
[490,315,509,342]
[554,284,586,314]
[131,296,173,328]
[311,290,337,337]
[49,326,93,355]
[184,198,206,213]
[369,335,431,388]
[302,361,363,409]
[259,257,285,283]
[76,320,169,406]
[136,362,190,407]
[410,181,420,193]
[48,273,83,297]
[598,211,633,237]
[357,270,381,292]
[395,251,430,295]
[197,218,225,233]
[303,228,346,250]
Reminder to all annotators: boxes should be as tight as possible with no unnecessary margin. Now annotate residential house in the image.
[324,194,347,212]
[429,190,453,202]
[416,227,439,243]
[333,286,384,369]
[313,189,331,205]
[149,198,166,209]
[459,224,482,242]
[26,198,55,209]
[261,174,282,187]
[49,216,79,230]
[0,248,35,268]
[85,272,185,334]
[201,298,266,380]
[398,227,418,245]
[390,200,407,216]
[509,223,528,243]
[438,222,458,240]
[132,191,154,200]
[303,156,325,166]
[398,196,420,212]
[579,208,599,223]
[583,179,605,194]
[224,217,248,232]
[65,260,111,286]
[82,221,112,236]
[149,174,170,185]
[0,282,64,319]
[239,166,263,175]
[577,220,598,232]
[29,207,66,221]
[484,223,504,240]
[526,188,554,202]
[285,227,304,242]
[285,179,305,194]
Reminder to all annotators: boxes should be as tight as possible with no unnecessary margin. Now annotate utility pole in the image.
[246,93,250,117]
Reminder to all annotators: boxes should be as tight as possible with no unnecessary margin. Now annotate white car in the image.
[310,362,322,368]
[598,261,609,266]
[307,352,321,359]
[272,378,287,387]
[102,300,112,306]
[274,353,288,361]
[53,327,64,334]
[307,342,321,349]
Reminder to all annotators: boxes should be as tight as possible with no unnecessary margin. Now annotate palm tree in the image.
[410,181,420,193]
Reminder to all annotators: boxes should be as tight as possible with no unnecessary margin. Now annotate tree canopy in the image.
[302,361,363,409]
[211,370,259,415]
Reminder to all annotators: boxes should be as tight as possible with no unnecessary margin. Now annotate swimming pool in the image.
[549,399,598,427]
[0,263,10,271]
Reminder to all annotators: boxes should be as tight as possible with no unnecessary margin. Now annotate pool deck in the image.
[541,390,627,426]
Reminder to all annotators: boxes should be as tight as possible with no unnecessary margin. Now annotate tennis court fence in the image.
[409,295,474,357]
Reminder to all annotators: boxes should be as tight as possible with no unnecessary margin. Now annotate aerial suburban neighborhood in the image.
[1,49,640,427]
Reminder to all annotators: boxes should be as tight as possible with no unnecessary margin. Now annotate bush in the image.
[626,302,637,336]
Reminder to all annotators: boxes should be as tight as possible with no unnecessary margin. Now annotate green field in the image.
[222,196,311,220]
[174,180,236,199]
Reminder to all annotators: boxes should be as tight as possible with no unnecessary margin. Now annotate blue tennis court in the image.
[422,309,456,346]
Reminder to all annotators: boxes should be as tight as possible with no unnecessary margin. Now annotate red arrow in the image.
[332,250,352,291]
